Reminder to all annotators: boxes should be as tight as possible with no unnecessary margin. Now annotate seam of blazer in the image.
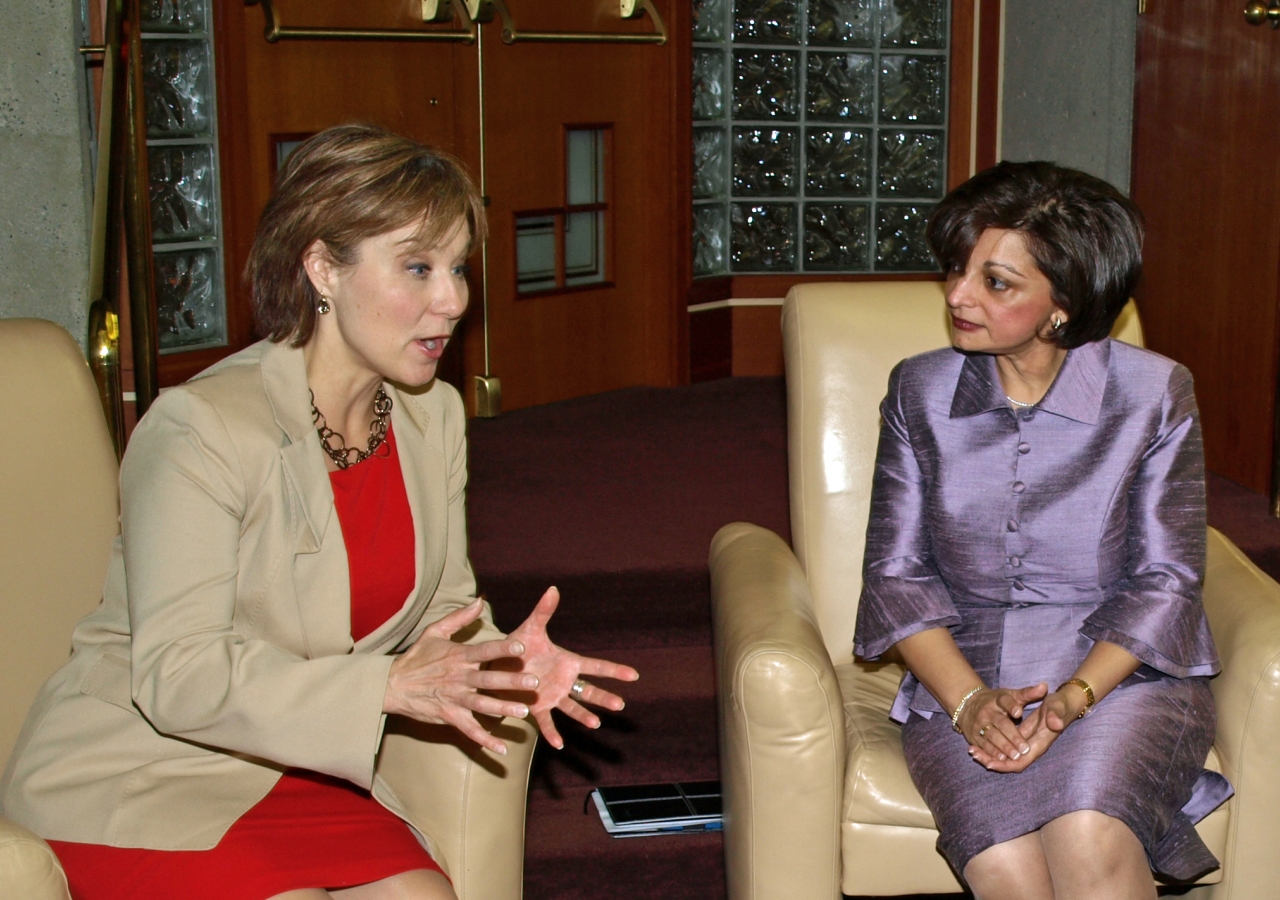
[104,768,141,845]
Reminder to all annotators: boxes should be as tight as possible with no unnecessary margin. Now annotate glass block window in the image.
[142,0,228,352]
[516,127,610,295]
[692,0,948,275]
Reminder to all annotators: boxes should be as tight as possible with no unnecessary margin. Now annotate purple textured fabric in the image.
[853,338,1231,880]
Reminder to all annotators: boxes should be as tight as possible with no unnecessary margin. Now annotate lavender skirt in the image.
[901,672,1230,882]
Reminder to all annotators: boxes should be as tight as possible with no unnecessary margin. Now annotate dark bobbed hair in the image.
[246,124,487,346]
[926,161,1144,349]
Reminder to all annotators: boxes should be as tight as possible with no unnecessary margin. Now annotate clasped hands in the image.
[383,586,639,755]
[955,682,1089,773]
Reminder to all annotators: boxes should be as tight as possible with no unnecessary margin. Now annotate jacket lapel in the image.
[260,341,352,656]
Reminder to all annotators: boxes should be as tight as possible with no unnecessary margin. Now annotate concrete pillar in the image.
[0,0,94,346]
[1001,0,1138,194]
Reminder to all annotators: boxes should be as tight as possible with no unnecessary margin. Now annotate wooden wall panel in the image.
[1130,1,1280,493]
[730,305,783,377]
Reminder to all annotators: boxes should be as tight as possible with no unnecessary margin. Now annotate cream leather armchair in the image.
[0,319,536,900]
[710,283,1280,899]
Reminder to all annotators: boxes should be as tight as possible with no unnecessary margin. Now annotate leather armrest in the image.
[375,715,537,900]
[1200,527,1280,900]
[0,815,69,900]
[710,523,846,900]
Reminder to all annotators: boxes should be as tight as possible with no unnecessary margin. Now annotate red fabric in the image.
[50,424,439,899]
[329,425,417,642]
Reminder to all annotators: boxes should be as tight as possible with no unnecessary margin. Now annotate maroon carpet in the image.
[466,376,1280,900]
[468,377,788,900]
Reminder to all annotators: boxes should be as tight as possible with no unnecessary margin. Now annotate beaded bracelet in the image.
[951,686,985,734]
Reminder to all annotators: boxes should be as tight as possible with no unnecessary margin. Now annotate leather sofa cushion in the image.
[840,661,935,829]
[0,816,69,900]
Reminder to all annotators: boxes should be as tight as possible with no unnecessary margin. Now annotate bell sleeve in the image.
[1081,364,1220,678]
[854,361,960,661]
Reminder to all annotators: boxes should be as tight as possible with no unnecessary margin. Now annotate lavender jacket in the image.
[852,338,1220,723]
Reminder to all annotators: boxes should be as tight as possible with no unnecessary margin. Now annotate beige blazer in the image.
[0,339,504,849]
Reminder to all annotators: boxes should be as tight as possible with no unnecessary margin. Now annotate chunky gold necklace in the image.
[310,388,392,469]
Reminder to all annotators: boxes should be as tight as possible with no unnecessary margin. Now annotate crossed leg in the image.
[268,868,456,900]
[963,810,1155,900]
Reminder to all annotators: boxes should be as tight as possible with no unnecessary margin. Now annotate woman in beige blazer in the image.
[0,125,637,900]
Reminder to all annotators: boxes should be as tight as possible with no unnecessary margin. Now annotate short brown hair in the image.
[247,124,486,346]
[926,161,1144,349]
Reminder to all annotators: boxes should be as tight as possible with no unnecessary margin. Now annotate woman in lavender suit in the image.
[853,162,1232,900]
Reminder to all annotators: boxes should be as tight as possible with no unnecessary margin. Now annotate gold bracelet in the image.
[951,686,985,734]
[1057,677,1096,719]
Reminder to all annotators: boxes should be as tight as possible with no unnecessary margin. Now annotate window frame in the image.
[512,123,615,299]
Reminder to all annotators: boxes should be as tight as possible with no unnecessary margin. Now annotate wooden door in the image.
[463,1,682,412]
[1130,2,1280,494]
[184,0,680,414]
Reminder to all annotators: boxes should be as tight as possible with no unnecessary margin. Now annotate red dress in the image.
[50,425,444,899]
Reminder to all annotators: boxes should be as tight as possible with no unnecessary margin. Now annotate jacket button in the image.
[1007,519,1019,532]
[1012,481,1026,494]
[1018,442,1031,454]
[1010,556,1022,567]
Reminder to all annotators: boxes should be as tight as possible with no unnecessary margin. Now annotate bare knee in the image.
[1044,810,1137,868]
[963,833,1054,900]
[1041,811,1153,900]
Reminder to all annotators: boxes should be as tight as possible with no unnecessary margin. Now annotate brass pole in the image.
[478,21,490,378]
[471,11,501,416]
[86,0,128,457]
[123,0,160,416]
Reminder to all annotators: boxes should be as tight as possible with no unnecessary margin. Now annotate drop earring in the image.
[317,296,331,315]
[1051,315,1064,332]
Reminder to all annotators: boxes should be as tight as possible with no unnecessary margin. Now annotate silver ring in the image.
[978,725,989,738]
[571,679,587,698]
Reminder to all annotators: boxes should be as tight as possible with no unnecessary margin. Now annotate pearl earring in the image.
[317,296,331,315]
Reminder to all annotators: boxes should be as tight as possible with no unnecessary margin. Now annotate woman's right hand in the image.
[382,599,540,756]
[955,684,1044,767]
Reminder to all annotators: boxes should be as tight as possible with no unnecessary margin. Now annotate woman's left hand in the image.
[500,586,640,749]
[969,688,1080,772]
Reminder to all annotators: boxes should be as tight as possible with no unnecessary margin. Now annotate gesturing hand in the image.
[383,598,540,756]
[502,587,640,750]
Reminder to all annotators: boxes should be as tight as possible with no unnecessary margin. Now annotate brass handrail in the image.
[246,0,476,43]
[86,0,127,456]
[483,0,666,45]
[124,0,160,417]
